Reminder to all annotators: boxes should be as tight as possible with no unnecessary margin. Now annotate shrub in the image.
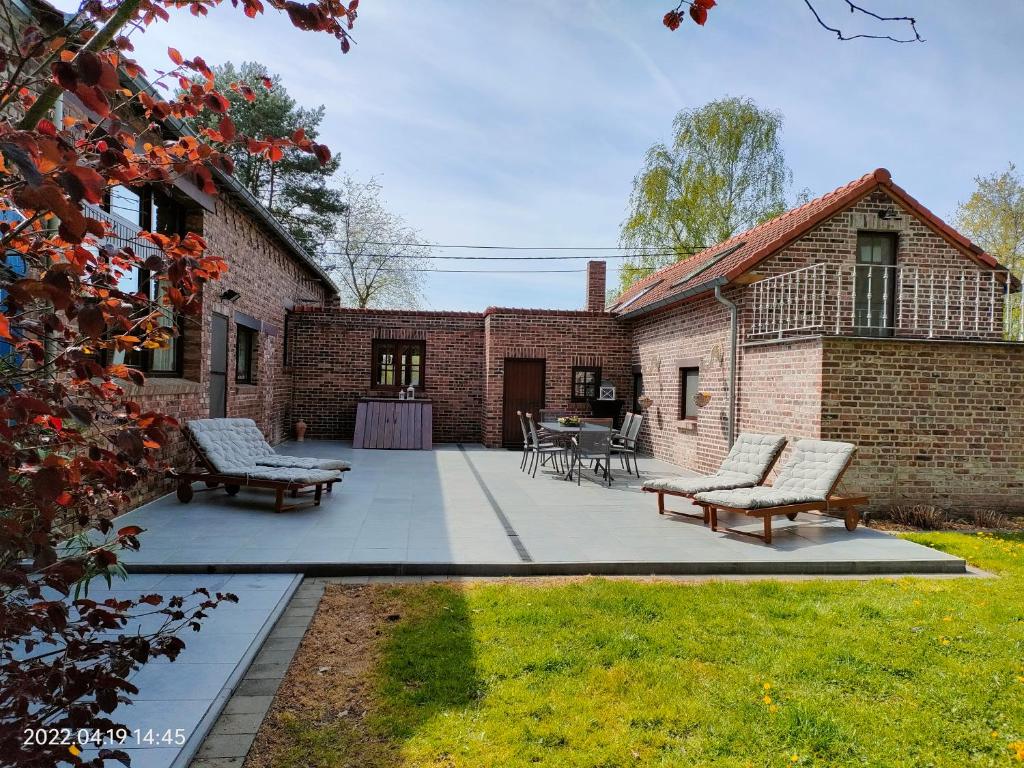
[889,504,947,530]
[971,509,1008,529]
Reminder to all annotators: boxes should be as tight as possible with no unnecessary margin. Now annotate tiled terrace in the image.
[117,443,964,576]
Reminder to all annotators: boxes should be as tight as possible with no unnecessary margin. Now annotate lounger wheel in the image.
[786,512,798,521]
[205,480,220,488]
[176,480,194,504]
[225,484,241,497]
[844,509,859,532]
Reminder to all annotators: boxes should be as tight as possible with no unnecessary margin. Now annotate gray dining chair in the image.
[570,426,614,486]
[611,412,644,477]
[517,410,532,471]
[526,413,567,477]
[615,412,635,442]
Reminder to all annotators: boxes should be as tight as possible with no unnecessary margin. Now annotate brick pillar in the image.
[586,260,606,312]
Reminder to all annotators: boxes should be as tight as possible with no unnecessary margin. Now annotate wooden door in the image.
[209,312,228,418]
[502,358,545,448]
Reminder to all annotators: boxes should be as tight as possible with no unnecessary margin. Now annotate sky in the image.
[55,0,1024,310]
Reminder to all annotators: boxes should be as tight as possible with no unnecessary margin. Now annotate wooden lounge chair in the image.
[642,433,787,523]
[694,439,868,544]
[170,420,349,513]
[188,418,351,479]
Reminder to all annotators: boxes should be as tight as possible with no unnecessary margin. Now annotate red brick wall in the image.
[287,308,486,443]
[819,337,1024,513]
[736,338,823,483]
[127,194,332,503]
[745,189,1006,342]
[482,309,633,447]
[628,294,733,473]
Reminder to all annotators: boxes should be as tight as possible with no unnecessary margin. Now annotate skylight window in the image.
[669,241,747,288]
[614,280,663,312]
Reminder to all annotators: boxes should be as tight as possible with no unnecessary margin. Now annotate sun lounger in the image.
[694,439,868,543]
[642,433,787,522]
[170,419,350,513]
[188,418,351,474]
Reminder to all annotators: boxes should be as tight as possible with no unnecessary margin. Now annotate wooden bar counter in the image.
[352,398,433,450]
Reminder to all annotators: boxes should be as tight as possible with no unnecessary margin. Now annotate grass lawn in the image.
[249,533,1024,768]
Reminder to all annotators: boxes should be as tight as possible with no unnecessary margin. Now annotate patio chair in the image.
[643,432,786,523]
[516,410,552,472]
[615,412,635,441]
[693,439,869,544]
[526,413,567,478]
[611,412,644,478]
[170,420,350,513]
[568,426,614,486]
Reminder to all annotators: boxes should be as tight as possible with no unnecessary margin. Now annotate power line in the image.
[316,251,696,261]
[370,267,589,274]
[349,266,659,274]
[323,239,708,250]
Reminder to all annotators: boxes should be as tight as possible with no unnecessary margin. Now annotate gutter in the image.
[616,275,729,321]
[713,285,738,449]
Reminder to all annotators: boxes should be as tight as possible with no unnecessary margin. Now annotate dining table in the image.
[538,421,614,482]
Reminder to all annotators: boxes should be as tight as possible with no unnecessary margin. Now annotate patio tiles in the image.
[71,573,299,768]
[112,441,965,575]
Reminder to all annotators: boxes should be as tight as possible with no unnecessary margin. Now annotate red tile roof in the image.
[611,168,1001,318]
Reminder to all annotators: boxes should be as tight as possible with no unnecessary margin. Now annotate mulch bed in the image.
[244,585,403,768]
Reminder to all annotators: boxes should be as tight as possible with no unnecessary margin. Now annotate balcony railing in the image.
[83,203,162,260]
[749,262,1023,341]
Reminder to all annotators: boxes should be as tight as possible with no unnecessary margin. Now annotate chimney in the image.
[586,260,606,312]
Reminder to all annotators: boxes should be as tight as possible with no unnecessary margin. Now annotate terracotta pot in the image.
[295,419,307,442]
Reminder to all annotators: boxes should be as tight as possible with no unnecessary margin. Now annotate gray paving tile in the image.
[220,695,274,716]
[111,442,963,575]
[196,733,255,760]
[191,758,245,768]
[209,711,267,736]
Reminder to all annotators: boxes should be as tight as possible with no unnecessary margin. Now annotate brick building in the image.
[4,0,341,503]
[72,114,336,503]
[288,169,1024,513]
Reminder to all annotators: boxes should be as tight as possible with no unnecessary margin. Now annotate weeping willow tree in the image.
[618,96,790,293]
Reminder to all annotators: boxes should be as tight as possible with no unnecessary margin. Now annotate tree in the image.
[618,96,790,291]
[0,1,357,765]
[954,163,1024,339]
[661,1,922,43]
[954,164,1024,276]
[185,62,347,255]
[320,175,429,308]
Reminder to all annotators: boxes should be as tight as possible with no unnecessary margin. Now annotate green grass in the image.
[277,533,1024,767]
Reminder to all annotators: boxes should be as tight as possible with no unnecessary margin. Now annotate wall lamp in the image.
[878,207,902,221]
[220,289,241,302]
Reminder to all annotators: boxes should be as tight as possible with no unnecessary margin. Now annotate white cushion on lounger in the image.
[695,439,855,509]
[189,418,272,472]
[229,466,341,485]
[772,439,855,497]
[189,418,351,474]
[717,433,788,479]
[254,455,352,471]
[642,433,786,495]
[694,486,825,509]
[643,471,757,494]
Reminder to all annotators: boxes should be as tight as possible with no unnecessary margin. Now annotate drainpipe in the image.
[714,285,738,448]
[43,94,65,375]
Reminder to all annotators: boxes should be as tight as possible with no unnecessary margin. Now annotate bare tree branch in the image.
[802,0,923,43]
